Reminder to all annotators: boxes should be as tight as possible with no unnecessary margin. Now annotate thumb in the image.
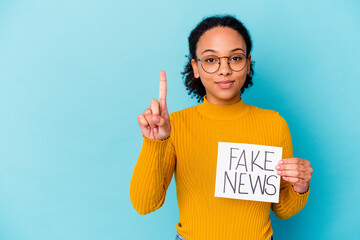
[155,115,166,127]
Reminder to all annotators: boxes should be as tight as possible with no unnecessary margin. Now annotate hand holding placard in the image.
[137,70,171,140]
[275,158,313,193]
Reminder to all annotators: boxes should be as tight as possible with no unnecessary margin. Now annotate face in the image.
[191,27,251,105]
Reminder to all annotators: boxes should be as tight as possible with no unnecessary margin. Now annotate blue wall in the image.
[0,0,359,239]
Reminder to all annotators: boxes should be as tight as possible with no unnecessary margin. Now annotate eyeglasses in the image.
[196,53,248,74]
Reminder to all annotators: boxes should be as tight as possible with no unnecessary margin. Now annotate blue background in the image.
[1,0,359,239]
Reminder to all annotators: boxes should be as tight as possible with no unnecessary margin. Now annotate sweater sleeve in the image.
[129,136,176,215]
[271,115,310,219]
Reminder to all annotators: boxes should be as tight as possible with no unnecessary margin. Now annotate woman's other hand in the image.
[137,70,171,140]
[275,158,313,193]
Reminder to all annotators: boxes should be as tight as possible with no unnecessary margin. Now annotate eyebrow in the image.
[201,48,245,55]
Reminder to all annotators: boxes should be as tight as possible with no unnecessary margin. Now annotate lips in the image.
[216,80,235,89]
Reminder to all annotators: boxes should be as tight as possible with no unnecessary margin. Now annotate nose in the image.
[217,58,232,75]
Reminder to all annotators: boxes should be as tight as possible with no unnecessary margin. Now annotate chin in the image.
[218,91,240,100]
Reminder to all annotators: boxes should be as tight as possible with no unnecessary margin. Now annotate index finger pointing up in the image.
[159,70,167,109]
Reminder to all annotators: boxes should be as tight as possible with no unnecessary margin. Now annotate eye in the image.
[203,56,219,64]
[230,55,244,62]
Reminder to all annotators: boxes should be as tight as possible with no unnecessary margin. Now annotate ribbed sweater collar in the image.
[197,96,250,120]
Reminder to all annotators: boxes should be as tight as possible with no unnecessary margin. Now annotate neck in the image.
[197,95,250,120]
[205,94,241,105]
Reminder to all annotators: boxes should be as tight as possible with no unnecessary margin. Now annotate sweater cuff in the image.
[142,135,170,143]
[141,134,170,142]
[140,135,171,156]
[290,184,310,197]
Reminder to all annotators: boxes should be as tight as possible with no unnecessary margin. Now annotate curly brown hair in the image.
[182,15,255,103]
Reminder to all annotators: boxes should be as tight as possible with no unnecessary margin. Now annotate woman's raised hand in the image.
[137,70,171,140]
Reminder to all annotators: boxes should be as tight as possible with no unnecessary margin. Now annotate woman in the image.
[130,15,313,240]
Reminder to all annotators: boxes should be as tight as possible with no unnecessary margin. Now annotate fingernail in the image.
[153,127,158,133]
[279,160,284,164]
[147,126,150,130]
[153,116,159,123]
[277,171,282,175]
[275,165,280,170]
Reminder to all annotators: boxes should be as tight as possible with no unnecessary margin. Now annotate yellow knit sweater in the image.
[130,97,309,240]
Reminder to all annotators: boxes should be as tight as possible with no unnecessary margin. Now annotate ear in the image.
[191,59,200,78]
[246,54,252,74]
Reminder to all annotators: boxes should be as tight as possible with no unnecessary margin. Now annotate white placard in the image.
[215,142,283,203]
